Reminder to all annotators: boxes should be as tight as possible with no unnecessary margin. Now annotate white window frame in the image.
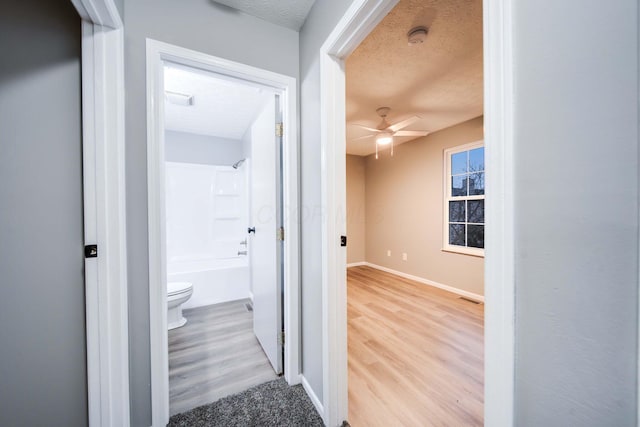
[443,140,485,257]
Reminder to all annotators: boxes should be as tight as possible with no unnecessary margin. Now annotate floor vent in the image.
[245,302,253,312]
[459,296,481,304]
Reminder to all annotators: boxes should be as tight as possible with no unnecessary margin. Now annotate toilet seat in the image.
[168,281,192,297]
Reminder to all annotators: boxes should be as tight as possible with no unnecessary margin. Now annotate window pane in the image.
[449,201,465,222]
[469,147,484,172]
[452,175,467,196]
[467,225,484,248]
[469,171,485,195]
[449,224,465,246]
[467,200,484,223]
[451,151,467,175]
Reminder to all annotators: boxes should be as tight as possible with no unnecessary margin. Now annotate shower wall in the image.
[165,130,243,166]
[165,159,250,308]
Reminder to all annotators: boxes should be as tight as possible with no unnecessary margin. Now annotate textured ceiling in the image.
[346,0,483,156]
[211,0,316,31]
[164,64,273,140]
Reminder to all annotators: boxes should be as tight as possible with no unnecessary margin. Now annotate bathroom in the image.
[162,62,283,415]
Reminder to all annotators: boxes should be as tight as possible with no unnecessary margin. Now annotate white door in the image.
[249,95,283,374]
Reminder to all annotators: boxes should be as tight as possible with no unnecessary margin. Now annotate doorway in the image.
[320,0,515,426]
[343,1,484,424]
[146,40,300,426]
[163,63,287,414]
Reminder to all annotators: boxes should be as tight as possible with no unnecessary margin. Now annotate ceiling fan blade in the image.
[394,130,429,137]
[351,123,381,132]
[351,134,375,140]
[388,116,421,132]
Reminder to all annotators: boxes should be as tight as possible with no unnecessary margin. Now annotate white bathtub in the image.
[165,162,250,309]
[168,256,249,309]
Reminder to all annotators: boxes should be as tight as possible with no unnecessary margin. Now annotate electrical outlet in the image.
[387,250,391,257]
[402,252,407,261]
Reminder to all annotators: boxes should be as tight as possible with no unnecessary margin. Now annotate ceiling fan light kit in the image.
[375,131,393,145]
[374,136,394,159]
[352,107,429,159]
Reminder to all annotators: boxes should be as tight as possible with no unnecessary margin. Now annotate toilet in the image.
[167,281,193,330]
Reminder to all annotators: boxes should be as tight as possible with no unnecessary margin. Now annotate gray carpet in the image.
[168,378,324,427]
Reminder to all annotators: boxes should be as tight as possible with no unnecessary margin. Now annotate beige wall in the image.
[364,116,485,296]
[346,155,366,264]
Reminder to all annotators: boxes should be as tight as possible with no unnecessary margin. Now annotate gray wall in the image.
[165,131,243,166]
[113,0,124,21]
[0,1,87,426]
[123,1,299,424]
[513,0,638,425]
[299,0,357,402]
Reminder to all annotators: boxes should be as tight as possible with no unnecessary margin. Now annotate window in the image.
[444,141,484,256]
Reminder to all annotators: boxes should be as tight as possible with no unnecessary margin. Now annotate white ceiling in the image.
[211,0,316,31]
[163,64,273,140]
[346,0,484,156]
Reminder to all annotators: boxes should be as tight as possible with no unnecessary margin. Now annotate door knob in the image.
[248,227,255,234]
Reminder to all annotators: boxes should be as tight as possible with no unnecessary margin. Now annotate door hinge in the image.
[278,331,285,345]
[277,226,285,241]
[276,122,283,137]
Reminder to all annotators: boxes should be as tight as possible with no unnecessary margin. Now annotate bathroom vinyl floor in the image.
[168,299,278,416]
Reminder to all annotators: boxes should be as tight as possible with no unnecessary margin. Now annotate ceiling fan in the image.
[352,107,429,158]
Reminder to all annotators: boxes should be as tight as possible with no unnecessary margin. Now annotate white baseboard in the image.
[346,261,367,268]
[300,375,324,420]
[360,262,485,303]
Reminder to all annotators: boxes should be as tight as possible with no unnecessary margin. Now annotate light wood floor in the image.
[347,266,484,427]
[168,299,278,416]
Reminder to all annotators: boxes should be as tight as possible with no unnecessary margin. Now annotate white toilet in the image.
[167,281,193,330]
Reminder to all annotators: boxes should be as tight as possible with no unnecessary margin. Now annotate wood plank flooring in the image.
[347,266,484,427]
[168,299,278,416]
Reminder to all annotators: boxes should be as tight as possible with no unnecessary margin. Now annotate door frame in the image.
[319,0,516,426]
[145,39,300,427]
[70,0,131,426]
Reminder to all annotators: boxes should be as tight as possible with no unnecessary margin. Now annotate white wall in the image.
[123,1,299,424]
[299,0,358,404]
[512,0,638,425]
[165,131,243,166]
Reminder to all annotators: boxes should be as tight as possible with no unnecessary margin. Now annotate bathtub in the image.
[168,255,249,309]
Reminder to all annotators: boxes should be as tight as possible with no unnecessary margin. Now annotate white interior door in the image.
[249,95,283,374]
